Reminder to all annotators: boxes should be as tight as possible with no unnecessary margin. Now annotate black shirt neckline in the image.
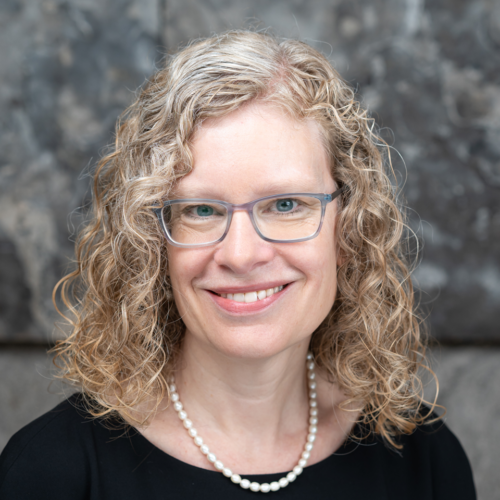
[130,418,368,479]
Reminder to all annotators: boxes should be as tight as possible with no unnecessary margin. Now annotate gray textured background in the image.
[0,0,499,343]
[0,1,499,498]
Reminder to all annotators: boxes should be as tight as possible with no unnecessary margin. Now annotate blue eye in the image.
[276,199,294,212]
[196,205,214,217]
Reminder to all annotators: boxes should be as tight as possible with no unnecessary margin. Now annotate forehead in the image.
[174,103,334,200]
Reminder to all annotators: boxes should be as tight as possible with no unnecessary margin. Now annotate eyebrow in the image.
[172,182,326,200]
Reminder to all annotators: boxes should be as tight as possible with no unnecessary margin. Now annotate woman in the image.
[0,31,475,498]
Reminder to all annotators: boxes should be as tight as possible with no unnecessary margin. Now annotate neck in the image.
[175,334,311,440]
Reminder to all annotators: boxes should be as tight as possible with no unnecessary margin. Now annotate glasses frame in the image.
[153,187,345,248]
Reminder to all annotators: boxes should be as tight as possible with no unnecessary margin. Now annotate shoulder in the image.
[0,393,98,499]
[379,408,476,499]
[406,409,472,465]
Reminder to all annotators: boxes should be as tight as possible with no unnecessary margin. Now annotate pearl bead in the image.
[310,392,317,399]
[302,450,310,460]
[223,468,232,477]
[309,408,318,416]
[299,458,307,467]
[309,416,318,425]
[309,399,317,408]
[231,474,241,484]
[250,482,260,491]
[173,401,183,412]
[169,384,176,393]
[214,460,224,470]
[293,466,303,476]
[188,428,197,437]
[307,433,316,443]
[306,353,313,360]
[178,410,187,420]
[307,361,314,371]
[207,453,216,463]
[308,381,317,390]
[287,472,297,482]
[308,372,315,380]
[200,445,209,455]
[183,419,193,429]
[309,425,318,434]
[260,483,271,492]
[270,481,280,491]
[278,478,289,487]
[171,392,179,402]
[304,442,313,451]
[194,436,203,446]
[240,479,250,489]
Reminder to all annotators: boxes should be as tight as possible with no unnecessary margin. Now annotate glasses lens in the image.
[253,195,323,241]
[162,201,228,245]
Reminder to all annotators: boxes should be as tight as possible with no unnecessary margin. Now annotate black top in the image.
[0,394,476,499]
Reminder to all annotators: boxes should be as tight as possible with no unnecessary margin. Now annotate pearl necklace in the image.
[169,353,318,493]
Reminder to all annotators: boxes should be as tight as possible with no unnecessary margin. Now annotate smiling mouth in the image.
[211,285,287,303]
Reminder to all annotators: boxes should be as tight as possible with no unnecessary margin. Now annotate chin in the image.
[202,326,306,360]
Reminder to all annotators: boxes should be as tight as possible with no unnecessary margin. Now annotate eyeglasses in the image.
[153,187,344,248]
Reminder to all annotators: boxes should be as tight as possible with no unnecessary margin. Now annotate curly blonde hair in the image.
[52,30,436,448]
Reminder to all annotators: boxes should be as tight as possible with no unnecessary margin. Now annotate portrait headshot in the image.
[0,2,498,499]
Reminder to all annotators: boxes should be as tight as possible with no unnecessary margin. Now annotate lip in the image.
[205,282,292,314]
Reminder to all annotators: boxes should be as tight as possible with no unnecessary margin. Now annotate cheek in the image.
[303,231,338,302]
[283,247,337,340]
[291,231,337,282]
[282,241,338,320]
[168,248,210,302]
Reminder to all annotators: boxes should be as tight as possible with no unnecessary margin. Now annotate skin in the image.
[139,103,358,474]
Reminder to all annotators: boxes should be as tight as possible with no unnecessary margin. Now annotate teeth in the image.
[219,286,284,302]
[244,292,258,303]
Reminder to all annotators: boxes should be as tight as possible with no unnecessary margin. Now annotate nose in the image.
[213,210,275,274]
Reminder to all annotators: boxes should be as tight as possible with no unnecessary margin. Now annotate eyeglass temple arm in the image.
[326,186,345,202]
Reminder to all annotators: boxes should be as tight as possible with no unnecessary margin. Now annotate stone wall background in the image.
[0,0,499,498]
[0,0,499,344]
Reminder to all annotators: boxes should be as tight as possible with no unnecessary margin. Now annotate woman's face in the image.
[168,103,340,359]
